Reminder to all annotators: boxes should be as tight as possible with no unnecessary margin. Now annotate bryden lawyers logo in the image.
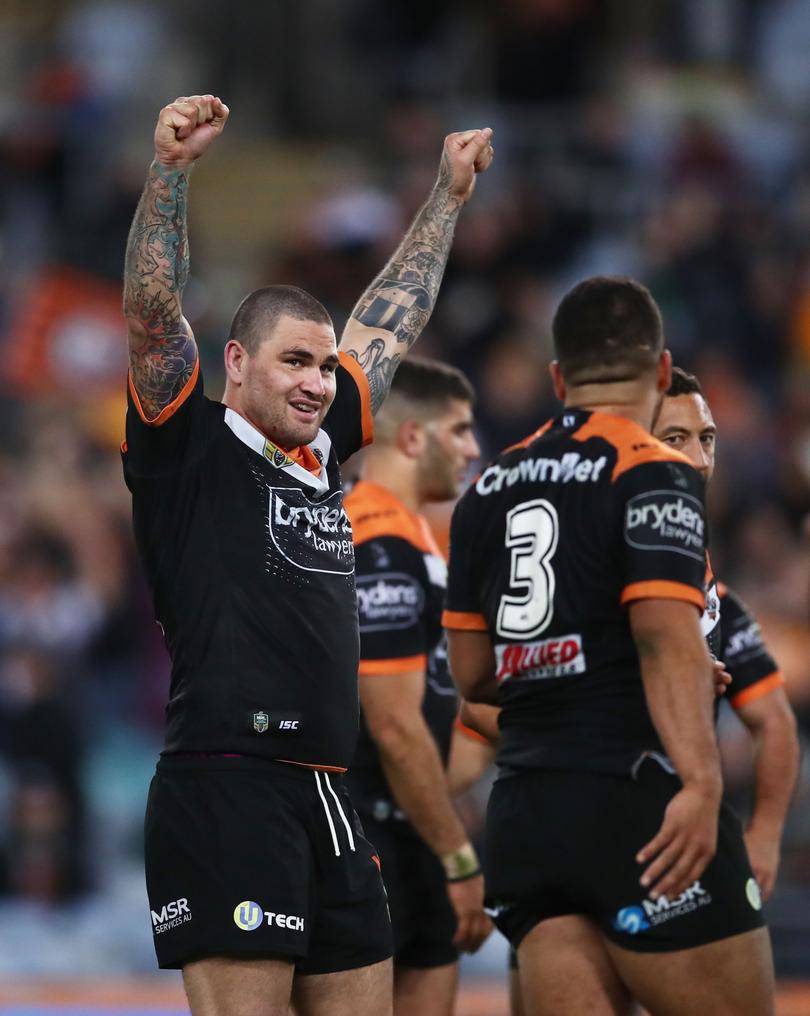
[233,901,305,932]
[268,487,354,575]
[356,572,424,631]
[624,490,705,561]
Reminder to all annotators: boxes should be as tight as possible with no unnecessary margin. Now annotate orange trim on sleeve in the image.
[717,581,729,598]
[128,357,200,427]
[501,419,554,454]
[454,716,493,745]
[620,580,705,610]
[442,609,488,631]
[572,412,695,482]
[338,351,374,448]
[730,672,785,710]
[358,654,427,676]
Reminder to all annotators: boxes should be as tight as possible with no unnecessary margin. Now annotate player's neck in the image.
[563,382,658,433]
[361,456,422,515]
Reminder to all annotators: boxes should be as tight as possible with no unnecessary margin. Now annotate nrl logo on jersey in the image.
[263,440,294,469]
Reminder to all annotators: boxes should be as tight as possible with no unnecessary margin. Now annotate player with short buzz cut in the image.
[443,276,775,1016]
[121,94,493,1016]
[653,366,800,904]
[345,358,492,1016]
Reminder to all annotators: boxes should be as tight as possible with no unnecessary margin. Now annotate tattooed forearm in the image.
[123,161,197,419]
[344,340,402,414]
[350,152,461,349]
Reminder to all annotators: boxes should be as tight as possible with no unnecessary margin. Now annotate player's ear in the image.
[549,361,566,402]
[396,418,426,458]
[656,349,672,393]
[224,340,247,385]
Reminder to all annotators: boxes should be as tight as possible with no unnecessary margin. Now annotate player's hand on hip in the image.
[743,829,779,902]
[447,874,493,953]
[154,95,229,168]
[636,783,720,902]
[436,128,495,206]
[712,658,732,697]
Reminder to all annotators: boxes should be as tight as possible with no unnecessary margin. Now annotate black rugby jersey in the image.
[443,409,707,776]
[344,482,456,821]
[122,354,373,770]
[701,560,784,715]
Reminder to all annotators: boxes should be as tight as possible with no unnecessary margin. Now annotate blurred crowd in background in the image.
[1,0,810,977]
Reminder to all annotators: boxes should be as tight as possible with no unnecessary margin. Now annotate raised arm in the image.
[124,94,228,420]
[339,128,494,412]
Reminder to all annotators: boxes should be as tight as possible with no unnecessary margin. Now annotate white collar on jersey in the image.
[223,407,332,498]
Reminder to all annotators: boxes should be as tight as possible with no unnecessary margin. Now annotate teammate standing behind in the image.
[345,359,492,1016]
[122,94,493,1016]
[654,367,799,902]
[443,277,774,1016]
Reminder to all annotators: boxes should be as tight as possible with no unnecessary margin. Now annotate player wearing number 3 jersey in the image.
[443,277,774,1016]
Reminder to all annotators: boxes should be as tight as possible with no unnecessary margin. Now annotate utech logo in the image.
[234,901,264,931]
[613,906,650,935]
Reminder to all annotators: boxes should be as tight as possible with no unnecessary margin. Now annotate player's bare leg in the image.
[509,966,524,1016]
[393,962,457,1016]
[291,958,393,1016]
[183,956,295,1016]
[605,926,774,1016]
[517,915,633,1016]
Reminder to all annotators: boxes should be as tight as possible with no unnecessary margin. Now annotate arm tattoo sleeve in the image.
[123,161,197,419]
[343,152,461,412]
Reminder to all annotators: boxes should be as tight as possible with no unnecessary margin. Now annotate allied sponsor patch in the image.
[495,634,585,683]
[624,490,705,561]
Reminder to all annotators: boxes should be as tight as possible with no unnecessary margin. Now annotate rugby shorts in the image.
[484,756,766,953]
[360,812,458,968]
[144,756,393,972]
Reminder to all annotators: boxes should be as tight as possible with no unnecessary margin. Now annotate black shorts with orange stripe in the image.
[443,408,707,775]
[145,756,392,972]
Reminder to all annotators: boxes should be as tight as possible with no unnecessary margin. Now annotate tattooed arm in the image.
[339,128,494,413]
[124,95,228,420]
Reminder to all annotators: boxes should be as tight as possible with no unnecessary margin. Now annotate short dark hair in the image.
[228,285,333,354]
[552,276,664,385]
[389,356,475,407]
[666,366,705,399]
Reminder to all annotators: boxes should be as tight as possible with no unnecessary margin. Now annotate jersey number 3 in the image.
[496,499,559,640]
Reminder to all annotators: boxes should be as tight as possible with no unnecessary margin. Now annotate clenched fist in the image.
[435,128,495,207]
[154,94,229,169]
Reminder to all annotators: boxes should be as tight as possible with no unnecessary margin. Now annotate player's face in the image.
[653,393,717,482]
[420,398,480,502]
[241,315,339,449]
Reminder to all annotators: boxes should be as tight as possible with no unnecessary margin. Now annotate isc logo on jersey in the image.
[356,572,424,630]
[233,900,305,932]
[624,491,704,560]
[495,634,585,683]
[613,881,712,934]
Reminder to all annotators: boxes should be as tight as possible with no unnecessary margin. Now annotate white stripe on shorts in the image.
[314,771,341,857]
[324,772,356,852]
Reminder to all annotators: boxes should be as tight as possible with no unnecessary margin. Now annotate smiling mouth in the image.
[290,401,321,418]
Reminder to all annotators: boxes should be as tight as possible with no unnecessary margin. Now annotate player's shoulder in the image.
[346,481,435,553]
[572,411,695,482]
